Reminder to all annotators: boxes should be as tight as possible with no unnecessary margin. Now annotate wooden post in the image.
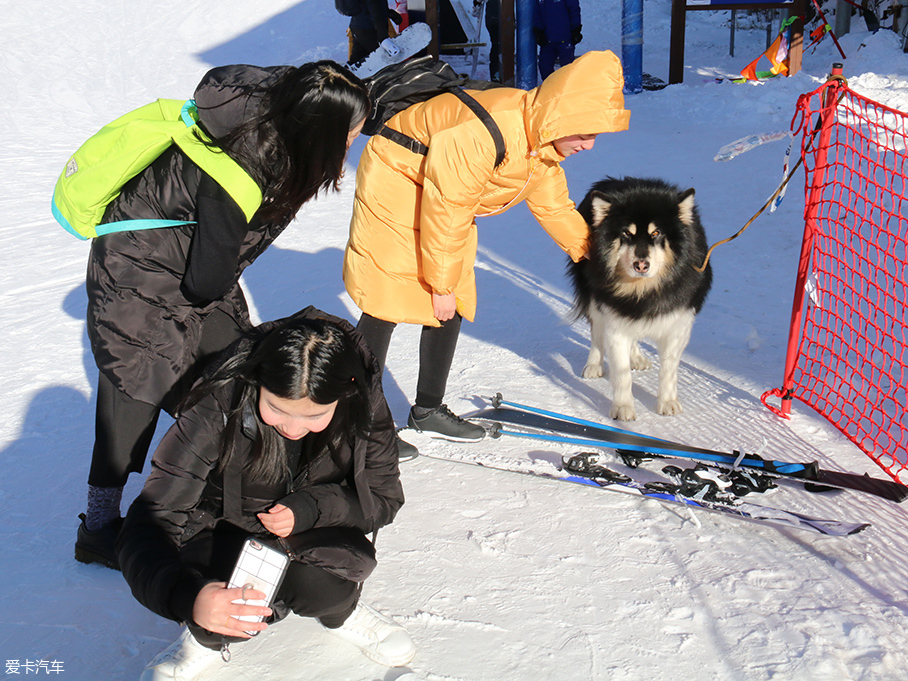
[669,0,687,84]
[670,0,804,84]
[787,0,804,75]
[426,0,439,57]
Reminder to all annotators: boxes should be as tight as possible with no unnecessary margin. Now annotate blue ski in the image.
[473,395,908,503]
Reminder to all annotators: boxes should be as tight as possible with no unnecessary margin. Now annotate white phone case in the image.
[227,538,290,635]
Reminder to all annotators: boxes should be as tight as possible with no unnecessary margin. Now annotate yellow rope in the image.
[694,75,848,273]
[695,156,803,273]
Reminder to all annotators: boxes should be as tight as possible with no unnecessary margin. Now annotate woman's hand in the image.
[257,503,295,538]
[432,292,457,321]
[192,582,271,638]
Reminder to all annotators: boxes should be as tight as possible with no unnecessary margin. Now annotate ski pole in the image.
[484,394,819,477]
[490,425,813,476]
[485,392,675,444]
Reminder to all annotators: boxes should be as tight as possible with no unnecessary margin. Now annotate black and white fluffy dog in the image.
[568,177,713,421]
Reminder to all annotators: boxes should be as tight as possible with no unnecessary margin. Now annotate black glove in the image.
[572,26,583,45]
[278,490,319,535]
[534,28,547,47]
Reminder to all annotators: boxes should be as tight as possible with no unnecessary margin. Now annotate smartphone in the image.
[226,537,290,636]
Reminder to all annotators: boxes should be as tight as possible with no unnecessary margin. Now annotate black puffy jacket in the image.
[86,65,292,408]
[117,307,404,625]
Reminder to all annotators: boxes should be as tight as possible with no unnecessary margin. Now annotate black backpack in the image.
[362,56,506,169]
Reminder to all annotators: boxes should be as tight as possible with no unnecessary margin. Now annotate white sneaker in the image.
[325,603,416,667]
[139,628,223,681]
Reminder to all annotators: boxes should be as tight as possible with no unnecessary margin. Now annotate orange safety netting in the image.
[762,75,908,484]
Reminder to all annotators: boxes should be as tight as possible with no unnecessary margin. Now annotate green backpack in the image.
[51,98,262,240]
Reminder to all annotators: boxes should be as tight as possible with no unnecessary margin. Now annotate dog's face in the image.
[589,188,697,293]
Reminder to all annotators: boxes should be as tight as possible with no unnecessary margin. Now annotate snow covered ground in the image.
[1,1,907,679]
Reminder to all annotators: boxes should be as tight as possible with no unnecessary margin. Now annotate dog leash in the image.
[694,157,803,273]
[694,73,848,273]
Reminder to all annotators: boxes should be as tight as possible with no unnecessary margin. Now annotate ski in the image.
[472,396,908,503]
[417,448,870,536]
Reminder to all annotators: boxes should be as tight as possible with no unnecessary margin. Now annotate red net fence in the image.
[761,71,908,485]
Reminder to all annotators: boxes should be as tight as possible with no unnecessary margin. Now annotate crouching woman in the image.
[117,307,412,680]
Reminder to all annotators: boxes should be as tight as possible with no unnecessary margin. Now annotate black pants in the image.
[88,309,243,488]
[349,26,380,65]
[538,40,576,79]
[485,0,500,82]
[182,525,360,649]
[356,312,462,409]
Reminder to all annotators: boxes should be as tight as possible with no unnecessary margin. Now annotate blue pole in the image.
[622,0,643,94]
[516,0,537,90]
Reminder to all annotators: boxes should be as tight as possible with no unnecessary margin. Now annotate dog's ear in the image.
[678,188,696,226]
[589,191,611,225]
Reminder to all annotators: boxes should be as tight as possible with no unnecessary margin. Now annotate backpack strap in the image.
[222,403,255,526]
[448,88,507,169]
[379,127,429,156]
[223,453,243,526]
[171,100,263,223]
[378,88,507,170]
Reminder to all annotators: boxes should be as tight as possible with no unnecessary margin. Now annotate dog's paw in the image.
[656,398,683,416]
[581,363,604,379]
[610,403,637,421]
[630,355,652,371]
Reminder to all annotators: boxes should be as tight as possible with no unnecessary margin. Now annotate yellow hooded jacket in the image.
[343,50,630,326]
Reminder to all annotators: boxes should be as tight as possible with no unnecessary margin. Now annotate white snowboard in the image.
[351,22,432,78]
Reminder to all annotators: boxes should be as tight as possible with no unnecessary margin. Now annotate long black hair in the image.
[205,61,370,226]
[182,315,376,484]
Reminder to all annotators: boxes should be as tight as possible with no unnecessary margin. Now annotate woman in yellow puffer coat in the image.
[343,50,630,451]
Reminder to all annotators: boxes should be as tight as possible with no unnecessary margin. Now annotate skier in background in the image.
[478,0,501,83]
[337,0,403,65]
[533,0,582,79]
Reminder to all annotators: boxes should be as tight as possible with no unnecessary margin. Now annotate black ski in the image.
[417,448,870,536]
[470,397,907,503]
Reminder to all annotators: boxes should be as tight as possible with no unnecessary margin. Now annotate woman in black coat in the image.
[77,62,371,569]
[118,308,411,680]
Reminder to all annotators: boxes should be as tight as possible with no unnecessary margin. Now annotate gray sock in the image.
[85,485,123,532]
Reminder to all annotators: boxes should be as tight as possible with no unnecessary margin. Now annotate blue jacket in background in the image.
[533,0,581,45]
